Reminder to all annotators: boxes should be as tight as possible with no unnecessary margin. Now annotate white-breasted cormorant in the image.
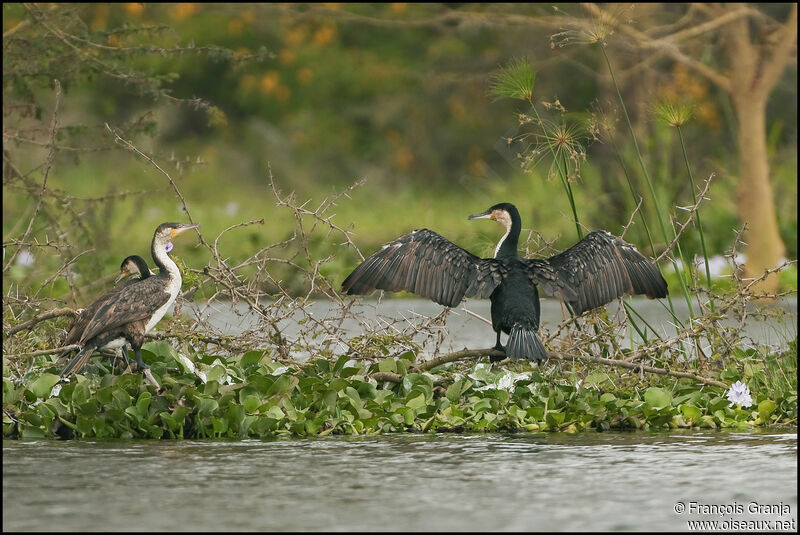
[341,202,667,362]
[59,222,198,377]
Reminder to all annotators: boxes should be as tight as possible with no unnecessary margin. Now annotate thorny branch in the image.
[3,87,795,392]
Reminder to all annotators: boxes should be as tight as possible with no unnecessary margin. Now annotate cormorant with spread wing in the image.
[342,203,667,362]
[60,222,198,377]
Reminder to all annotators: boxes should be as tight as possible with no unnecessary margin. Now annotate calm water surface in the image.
[3,431,797,531]
[190,297,797,358]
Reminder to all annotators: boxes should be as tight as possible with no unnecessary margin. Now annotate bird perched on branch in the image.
[60,222,198,378]
[114,254,155,285]
[342,202,667,362]
[61,255,154,365]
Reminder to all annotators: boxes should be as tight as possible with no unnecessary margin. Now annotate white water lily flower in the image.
[726,380,753,408]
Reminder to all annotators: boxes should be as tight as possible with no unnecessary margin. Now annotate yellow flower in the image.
[227,19,244,36]
[260,71,281,94]
[169,3,196,21]
[124,3,144,17]
[297,67,314,84]
[313,24,337,46]
[279,48,296,65]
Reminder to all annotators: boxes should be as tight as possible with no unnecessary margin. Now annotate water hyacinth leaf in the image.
[314,358,331,374]
[680,404,702,420]
[406,393,426,411]
[757,399,777,421]
[76,398,99,418]
[206,365,227,383]
[266,375,297,397]
[445,380,467,402]
[93,386,113,406]
[644,387,673,409]
[243,394,261,413]
[344,387,362,410]
[329,378,348,392]
[265,405,284,419]
[583,370,609,387]
[377,358,396,373]
[142,340,173,359]
[75,415,93,436]
[196,398,219,415]
[111,390,133,410]
[136,392,152,418]
[332,354,351,374]
[29,374,61,399]
[241,350,266,368]
[227,404,245,429]
[4,379,19,404]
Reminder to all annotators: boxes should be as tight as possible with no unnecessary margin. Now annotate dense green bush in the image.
[4,339,796,440]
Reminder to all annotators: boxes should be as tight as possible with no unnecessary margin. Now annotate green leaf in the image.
[243,394,261,413]
[378,358,396,373]
[30,374,61,399]
[644,387,673,409]
[241,350,266,368]
[135,392,152,418]
[406,393,426,411]
[332,354,350,374]
[757,399,777,422]
[680,404,702,420]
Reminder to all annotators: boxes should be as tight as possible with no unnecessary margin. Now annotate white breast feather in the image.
[145,274,182,332]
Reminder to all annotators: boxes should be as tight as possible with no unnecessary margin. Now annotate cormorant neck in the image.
[152,240,180,279]
[494,209,521,259]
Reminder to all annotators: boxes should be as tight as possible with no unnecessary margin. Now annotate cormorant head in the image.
[152,222,200,253]
[115,255,148,284]
[468,202,519,233]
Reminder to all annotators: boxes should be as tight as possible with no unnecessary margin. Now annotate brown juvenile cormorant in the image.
[61,255,154,369]
[342,202,667,362]
[114,254,155,284]
[60,222,198,377]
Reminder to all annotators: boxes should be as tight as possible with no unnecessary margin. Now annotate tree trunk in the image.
[732,94,785,294]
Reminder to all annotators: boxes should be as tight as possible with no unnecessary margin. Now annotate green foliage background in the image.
[3,3,796,299]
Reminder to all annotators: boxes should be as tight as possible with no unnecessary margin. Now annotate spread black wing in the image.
[342,229,507,307]
[78,276,172,345]
[523,230,667,314]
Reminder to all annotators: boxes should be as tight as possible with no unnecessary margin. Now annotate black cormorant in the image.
[60,222,198,378]
[342,202,667,362]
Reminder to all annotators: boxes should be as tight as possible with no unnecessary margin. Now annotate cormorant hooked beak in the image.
[170,223,200,238]
[468,209,494,221]
[114,269,131,285]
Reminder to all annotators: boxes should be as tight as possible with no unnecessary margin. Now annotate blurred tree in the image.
[581,3,796,293]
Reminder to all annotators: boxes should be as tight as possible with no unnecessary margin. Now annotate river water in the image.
[3,431,797,531]
[191,296,797,358]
